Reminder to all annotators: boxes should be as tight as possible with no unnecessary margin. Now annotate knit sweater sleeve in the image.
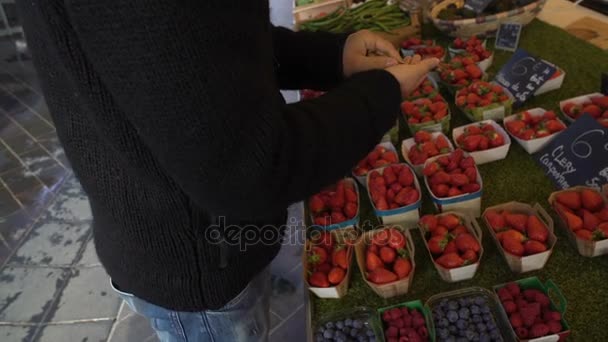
[65,1,401,219]
[272,26,348,90]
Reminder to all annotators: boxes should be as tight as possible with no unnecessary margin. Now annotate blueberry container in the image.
[312,306,384,342]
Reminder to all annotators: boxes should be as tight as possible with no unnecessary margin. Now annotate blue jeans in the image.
[111,267,271,342]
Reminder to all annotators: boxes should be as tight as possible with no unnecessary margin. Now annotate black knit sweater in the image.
[19,1,401,310]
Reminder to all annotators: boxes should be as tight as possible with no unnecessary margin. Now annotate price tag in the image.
[495,23,523,52]
[464,0,493,14]
[534,115,608,190]
[494,49,556,106]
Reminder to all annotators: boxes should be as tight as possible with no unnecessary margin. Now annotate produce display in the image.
[455,81,512,121]
[430,294,504,341]
[299,0,410,33]
[314,316,379,342]
[438,55,484,89]
[406,131,453,166]
[380,306,430,342]
[505,110,566,140]
[414,45,446,60]
[401,37,434,50]
[455,122,505,152]
[561,94,608,127]
[484,210,551,256]
[420,213,481,268]
[363,228,413,284]
[552,188,608,241]
[401,93,450,130]
[450,36,492,62]
[367,164,419,211]
[307,231,352,288]
[495,282,566,339]
[309,179,359,226]
[407,78,438,100]
[423,149,481,199]
[353,144,399,177]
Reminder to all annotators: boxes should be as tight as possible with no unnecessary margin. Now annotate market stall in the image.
[297,0,608,341]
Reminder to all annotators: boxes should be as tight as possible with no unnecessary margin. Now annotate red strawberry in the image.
[398,167,414,186]
[309,271,330,287]
[423,162,439,176]
[582,104,602,118]
[547,321,563,334]
[432,184,449,197]
[505,212,528,232]
[393,258,412,279]
[419,214,438,232]
[331,211,346,224]
[332,248,348,269]
[544,310,561,322]
[414,130,432,143]
[450,173,469,186]
[367,268,398,284]
[556,191,582,210]
[459,156,475,169]
[366,251,383,271]
[581,189,604,212]
[498,229,527,243]
[439,214,461,228]
[505,282,521,296]
[309,195,325,214]
[433,225,449,237]
[582,209,600,231]
[447,187,462,197]
[463,167,477,183]
[376,197,389,211]
[515,327,528,339]
[487,131,505,147]
[545,119,565,133]
[436,252,464,269]
[435,135,451,152]
[380,246,396,263]
[344,202,357,219]
[308,246,328,265]
[465,64,482,78]
[462,135,482,151]
[510,313,523,328]
[503,300,517,314]
[575,229,593,240]
[524,240,547,255]
[529,323,550,338]
[428,235,448,254]
[562,211,583,231]
[597,206,608,221]
[383,151,398,163]
[485,210,505,231]
[502,236,525,256]
[388,228,406,249]
[497,287,513,302]
[328,267,345,285]
[527,215,548,242]
[455,233,480,252]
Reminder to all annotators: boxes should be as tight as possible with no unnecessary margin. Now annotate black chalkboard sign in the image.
[494,49,556,105]
[495,23,523,52]
[534,114,608,190]
[464,0,493,14]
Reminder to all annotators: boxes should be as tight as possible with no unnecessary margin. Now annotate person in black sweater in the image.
[18,1,438,341]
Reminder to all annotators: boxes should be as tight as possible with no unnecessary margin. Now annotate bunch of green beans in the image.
[299,0,410,33]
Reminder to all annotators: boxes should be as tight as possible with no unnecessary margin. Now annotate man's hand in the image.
[386,55,440,98]
[342,30,403,77]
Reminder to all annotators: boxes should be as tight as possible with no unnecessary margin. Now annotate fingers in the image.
[403,56,412,65]
[355,56,399,72]
[370,38,403,64]
[411,54,422,64]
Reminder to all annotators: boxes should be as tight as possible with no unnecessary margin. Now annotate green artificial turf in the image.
[311,19,608,341]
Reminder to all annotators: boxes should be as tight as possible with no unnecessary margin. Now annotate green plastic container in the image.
[313,306,384,341]
[378,300,436,342]
[492,277,571,341]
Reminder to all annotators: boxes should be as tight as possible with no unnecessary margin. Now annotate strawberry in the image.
[582,104,602,118]
[398,167,414,187]
[311,231,334,252]
[581,189,604,212]
[506,120,526,135]
[419,214,438,231]
[436,252,464,269]
[503,300,517,314]
[380,246,396,263]
[331,211,346,223]
[455,233,480,252]
[439,214,460,229]
[435,135,451,152]
[447,186,462,197]
[451,225,469,236]
[502,236,525,256]
[367,268,398,284]
[376,197,389,210]
[432,226,449,237]
[332,248,348,269]
[524,240,547,255]
[562,211,583,231]
[530,323,550,338]
[372,230,389,246]
[423,162,439,176]
[366,251,384,271]
[498,229,526,243]
[393,258,412,279]
[328,267,345,285]
[309,270,331,289]
[556,191,581,210]
[515,327,528,339]
[510,313,523,328]
[450,173,469,186]
[462,135,481,151]
[545,119,565,133]
[308,246,328,265]
[575,229,593,240]
[459,156,475,169]
[414,130,432,143]
[465,64,482,78]
[597,206,608,221]
[462,249,478,263]
[504,212,528,232]
[444,240,458,254]
[547,321,563,334]
[432,184,449,197]
[344,202,357,219]
[582,209,600,231]
[383,151,398,163]
[309,195,325,214]
[526,215,548,242]
[387,228,406,249]
[487,131,505,147]
[428,235,448,254]
[485,210,505,231]
[505,282,521,296]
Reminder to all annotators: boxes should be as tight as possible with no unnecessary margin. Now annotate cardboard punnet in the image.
[308,178,360,231]
[452,119,512,165]
[401,131,454,177]
[456,83,514,122]
[534,62,565,96]
[352,142,398,188]
[559,92,605,123]
[503,108,566,154]
[377,300,436,342]
[448,40,494,72]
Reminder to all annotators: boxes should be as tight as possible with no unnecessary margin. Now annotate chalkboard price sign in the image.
[464,0,493,14]
[494,49,556,105]
[495,23,523,52]
[534,115,608,191]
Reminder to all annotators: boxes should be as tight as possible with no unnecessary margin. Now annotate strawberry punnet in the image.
[505,110,566,141]
[364,227,412,285]
[423,149,481,199]
[552,188,608,241]
[455,122,506,152]
[353,144,399,177]
[562,94,608,127]
[368,164,420,211]
[405,131,453,166]
[309,179,358,227]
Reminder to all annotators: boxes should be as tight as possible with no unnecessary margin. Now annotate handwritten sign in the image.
[495,23,523,52]
[494,49,556,106]
[464,0,493,13]
[535,115,608,190]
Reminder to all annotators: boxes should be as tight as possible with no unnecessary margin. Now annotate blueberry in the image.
[353,319,364,329]
[369,337,376,342]
[470,305,480,315]
[458,329,467,337]
[438,328,450,339]
[344,318,353,327]
[366,329,375,336]
[434,307,446,318]
[358,336,367,342]
[458,298,468,307]
[323,329,334,339]
[479,332,491,342]
[477,323,487,332]
[315,333,324,342]
[317,326,326,333]
[486,320,496,331]
[447,310,459,323]
[472,314,482,323]
[483,313,494,323]
[481,305,491,314]
[343,327,351,334]
[448,325,457,333]
[465,330,477,340]
[326,322,335,329]
[456,319,468,330]
[440,298,449,307]
[437,318,450,328]
[456,338,468,342]
[350,328,359,337]
[490,329,501,340]
[335,320,344,329]
[458,307,470,319]
[448,300,459,310]
[474,297,487,306]
[468,324,477,331]
[335,337,345,342]
[445,336,456,342]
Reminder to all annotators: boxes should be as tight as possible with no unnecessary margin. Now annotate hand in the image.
[386,55,440,97]
[342,30,403,77]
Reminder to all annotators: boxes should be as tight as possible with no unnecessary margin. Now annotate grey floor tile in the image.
[19,147,68,190]
[0,88,20,113]
[0,210,33,248]
[0,185,21,217]
[269,304,306,342]
[48,267,121,322]
[0,147,21,174]
[2,133,37,155]
[0,266,69,322]
[0,325,37,342]
[1,166,45,197]
[37,320,113,342]
[270,311,283,331]
[270,263,305,319]
[43,176,91,223]
[12,110,54,139]
[10,219,91,266]
[109,303,158,342]
[77,237,100,266]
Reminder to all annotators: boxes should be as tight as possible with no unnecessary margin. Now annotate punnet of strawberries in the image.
[407,78,438,100]
[407,131,452,166]
[552,188,608,241]
[368,164,420,211]
[414,45,445,60]
[364,227,413,285]
[505,110,566,141]
[419,213,481,269]
[451,36,492,62]
[484,210,551,257]
[381,306,430,342]
[306,231,352,288]
[353,144,399,177]
[401,37,434,49]
[438,55,483,88]
[456,81,511,114]
[423,149,481,198]
[496,282,565,339]
[401,93,449,126]
[309,179,358,226]
[455,122,506,152]
[562,94,608,127]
